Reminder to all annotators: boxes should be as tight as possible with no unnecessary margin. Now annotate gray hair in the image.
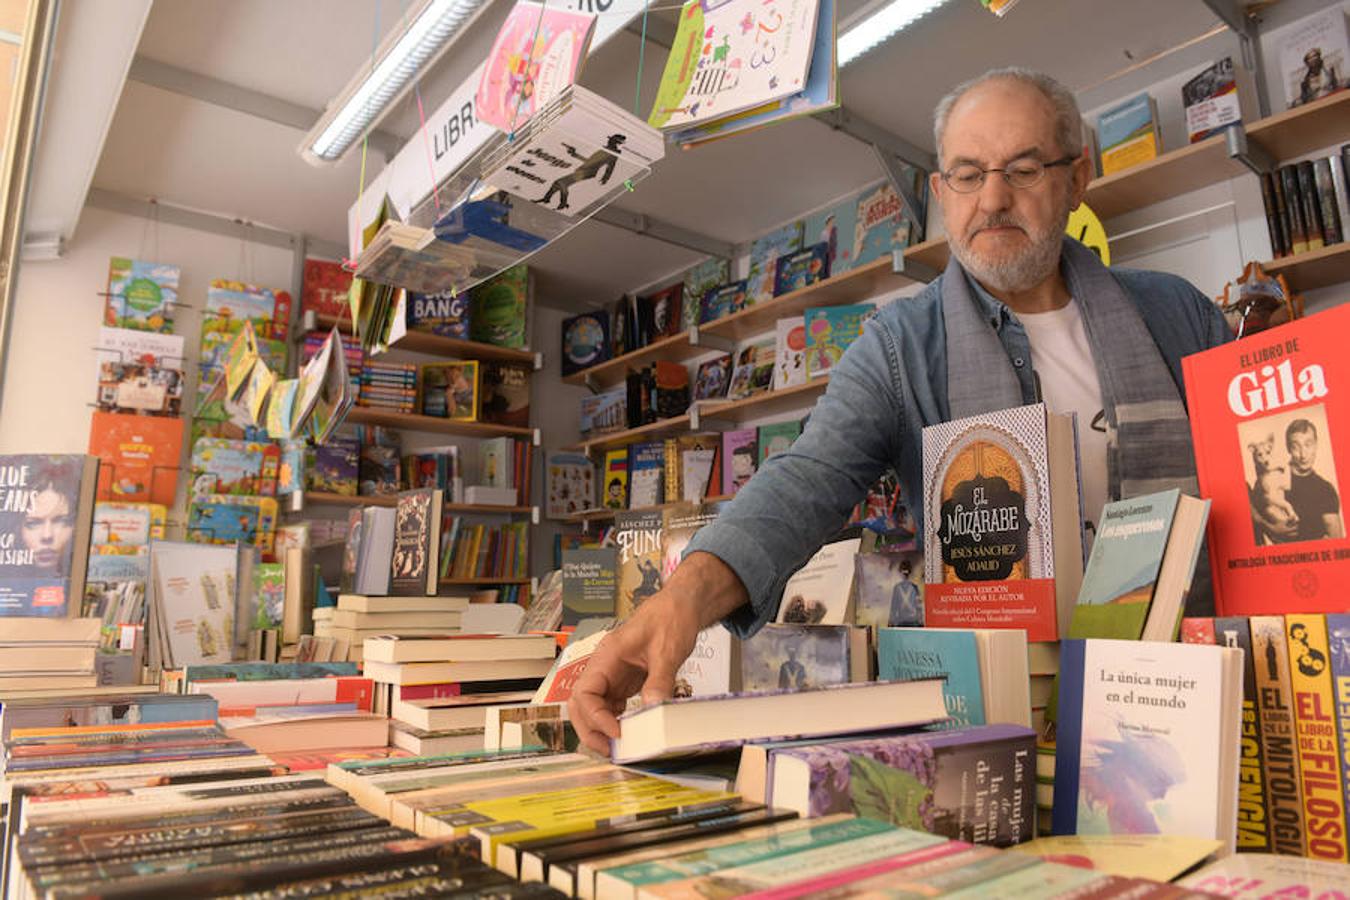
[933,67,1083,165]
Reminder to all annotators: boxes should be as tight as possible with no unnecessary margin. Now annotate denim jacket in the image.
[685,263,1233,638]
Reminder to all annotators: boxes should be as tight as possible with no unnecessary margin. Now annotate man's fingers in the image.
[640,656,678,707]
[570,668,623,755]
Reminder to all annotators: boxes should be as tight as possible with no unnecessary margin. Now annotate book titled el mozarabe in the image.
[1182,305,1349,617]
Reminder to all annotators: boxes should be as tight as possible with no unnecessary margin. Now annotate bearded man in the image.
[570,67,1232,754]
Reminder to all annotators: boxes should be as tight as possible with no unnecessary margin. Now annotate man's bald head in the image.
[934,67,1083,167]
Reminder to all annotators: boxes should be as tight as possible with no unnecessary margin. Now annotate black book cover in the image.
[561,312,610,376]
[244,865,519,900]
[389,488,441,596]
[1280,164,1309,253]
[1313,157,1343,245]
[1259,172,1288,258]
[1297,160,1326,248]
[480,362,531,429]
[1214,616,1270,852]
[1270,166,1294,257]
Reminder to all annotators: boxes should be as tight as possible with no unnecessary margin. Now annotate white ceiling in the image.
[73,0,1229,307]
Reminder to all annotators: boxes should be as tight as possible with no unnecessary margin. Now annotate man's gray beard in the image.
[949,219,1067,295]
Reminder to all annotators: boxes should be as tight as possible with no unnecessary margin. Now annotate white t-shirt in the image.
[1017,299,1109,545]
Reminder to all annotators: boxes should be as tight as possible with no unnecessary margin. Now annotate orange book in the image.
[87,410,184,507]
[1285,613,1348,862]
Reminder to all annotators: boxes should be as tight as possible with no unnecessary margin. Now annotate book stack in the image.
[322,593,470,663]
[354,219,476,296]
[363,634,556,744]
[358,360,417,413]
[367,633,556,755]
[0,617,102,693]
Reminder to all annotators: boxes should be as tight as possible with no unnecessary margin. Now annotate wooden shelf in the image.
[345,407,534,439]
[1245,90,1350,165]
[904,237,950,273]
[1084,133,1246,221]
[1263,242,1350,292]
[438,577,532,585]
[561,330,706,389]
[562,495,732,525]
[693,377,830,427]
[297,492,532,515]
[572,414,693,455]
[312,313,536,365]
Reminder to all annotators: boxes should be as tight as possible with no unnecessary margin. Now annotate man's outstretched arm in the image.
[569,551,750,754]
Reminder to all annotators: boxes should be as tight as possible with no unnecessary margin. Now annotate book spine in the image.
[1284,614,1347,862]
[1281,165,1310,255]
[1297,161,1326,250]
[1313,158,1343,246]
[1326,614,1350,865]
[1214,616,1270,852]
[1050,639,1087,836]
[1251,616,1306,855]
[1271,168,1294,259]
[1259,173,1289,258]
[1330,154,1350,243]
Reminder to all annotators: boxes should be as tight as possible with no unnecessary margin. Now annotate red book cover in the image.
[87,410,184,506]
[1183,306,1349,617]
[1179,617,1217,644]
[301,258,352,320]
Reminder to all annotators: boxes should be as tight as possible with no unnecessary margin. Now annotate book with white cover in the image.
[150,541,239,668]
[775,537,863,625]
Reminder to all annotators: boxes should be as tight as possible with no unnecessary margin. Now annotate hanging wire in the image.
[137,197,161,262]
[414,81,442,214]
[507,0,550,140]
[635,0,650,116]
[349,0,383,270]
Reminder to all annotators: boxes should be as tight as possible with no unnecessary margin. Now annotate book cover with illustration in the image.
[1182,56,1241,143]
[758,421,801,465]
[740,624,857,693]
[1096,92,1161,176]
[674,626,738,697]
[308,437,359,496]
[189,438,281,498]
[804,303,873,380]
[561,547,618,626]
[850,467,920,548]
[186,495,278,558]
[877,627,985,728]
[614,509,664,620]
[470,264,530,349]
[150,541,238,667]
[1249,615,1307,856]
[726,340,775,401]
[420,361,479,421]
[693,355,732,401]
[1276,6,1350,109]
[700,280,748,325]
[1182,307,1349,616]
[390,489,442,597]
[661,502,724,581]
[923,403,1081,643]
[207,279,288,340]
[776,537,862,626]
[407,288,470,339]
[855,549,925,628]
[773,242,831,296]
[803,178,923,277]
[479,361,531,428]
[546,452,594,518]
[561,311,610,375]
[580,384,626,438]
[602,448,628,510]
[253,561,285,630]
[1325,613,1350,856]
[648,0,822,131]
[475,0,597,133]
[1284,613,1347,862]
[105,257,179,332]
[0,455,99,617]
[92,501,152,549]
[639,282,684,340]
[87,411,183,508]
[721,429,757,496]
[774,316,808,390]
[747,222,804,306]
[301,258,353,320]
[626,441,665,510]
[768,724,1036,845]
[681,258,730,331]
[1052,639,1238,848]
[1069,489,1180,640]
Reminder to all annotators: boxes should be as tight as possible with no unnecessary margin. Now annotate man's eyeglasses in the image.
[940,155,1078,193]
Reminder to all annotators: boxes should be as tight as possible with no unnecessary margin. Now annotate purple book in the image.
[767,723,1037,847]
[721,429,757,496]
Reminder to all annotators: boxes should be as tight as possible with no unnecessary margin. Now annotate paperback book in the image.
[105,257,179,332]
[805,303,872,379]
[747,222,804,306]
[87,410,183,507]
[803,178,923,277]
[0,455,100,617]
[773,242,831,296]
[739,623,865,692]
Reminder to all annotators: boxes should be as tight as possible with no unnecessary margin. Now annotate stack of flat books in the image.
[321,593,469,663]
[0,618,102,693]
[356,361,417,413]
[352,220,476,295]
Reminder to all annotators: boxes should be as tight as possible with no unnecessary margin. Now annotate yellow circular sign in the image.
[1066,203,1109,266]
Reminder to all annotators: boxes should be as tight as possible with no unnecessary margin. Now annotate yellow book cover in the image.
[1285,613,1348,863]
[1251,615,1306,856]
[389,761,614,832]
[1007,834,1222,882]
[1099,133,1159,176]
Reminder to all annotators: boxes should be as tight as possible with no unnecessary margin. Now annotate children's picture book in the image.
[87,410,184,507]
[850,467,919,547]
[407,288,470,339]
[626,441,665,509]
[699,280,749,324]
[721,429,757,496]
[1182,307,1348,616]
[757,421,801,465]
[187,494,279,557]
[105,257,179,332]
[478,437,512,490]
[774,316,808,390]
[1276,6,1349,109]
[419,361,479,421]
[682,258,730,331]
[803,178,923,277]
[726,339,776,401]
[877,627,985,728]
[614,509,664,619]
[923,403,1084,642]
[854,549,925,629]
[469,264,530,349]
[0,455,99,617]
[1096,91,1161,176]
[1053,638,1242,853]
[602,448,628,510]
[207,279,288,340]
[301,258,353,320]
[740,624,861,692]
[189,438,280,499]
[561,547,617,626]
[579,384,626,437]
[93,500,166,548]
[1182,57,1241,144]
[776,537,862,626]
[546,451,594,518]
[150,541,239,667]
[773,242,831,296]
[307,436,359,496]
[358,428,402,496]
[390,489,442,596]
[648,0,823,131]
[479,361,530,428]
[692,355,732,401]
[805,303,873,379]
[747,222,804,305]
[474,0,597,133]
[561,311,610,375]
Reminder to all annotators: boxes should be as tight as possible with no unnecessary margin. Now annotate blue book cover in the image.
[804,178,922,277]
[681,258,730,330]
[626,442,666,509]
[1097,92,1155,149]
[0,454,98,617]
[407,289,470,339]
[747,222,804,305]
[804,303,873,379]
[772,242,831,296]
[1069,489,1180,640]
[699,281,748,324]
[561,311,610,376]
[1327,614,1350,835]
[877,628,985,728]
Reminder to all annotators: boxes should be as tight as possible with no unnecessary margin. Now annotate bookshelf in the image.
[562,494,732,526]
[1263,242,1350,294]
[439,577,532,586]
[561,330,707,390]
[300,491,535,517]
[1244,90,1350,166]
[571,414,694,455]
[345,407,535,440]
[310,313,536,365]
[691,377,830,428]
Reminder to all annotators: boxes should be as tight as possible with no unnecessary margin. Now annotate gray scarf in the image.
[942,236,1199,502]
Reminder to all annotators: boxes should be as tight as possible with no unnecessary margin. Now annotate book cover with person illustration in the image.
[0,455,100,617]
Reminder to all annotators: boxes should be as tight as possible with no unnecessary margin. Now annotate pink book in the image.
[722,428,757,496]
[740,841,976,900]
[475,0,597,133]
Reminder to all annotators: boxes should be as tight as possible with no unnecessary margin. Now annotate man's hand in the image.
[568,551,750,755]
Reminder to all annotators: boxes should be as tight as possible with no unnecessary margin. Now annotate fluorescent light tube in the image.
[303,0,490,164]
[838,0,950,67]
